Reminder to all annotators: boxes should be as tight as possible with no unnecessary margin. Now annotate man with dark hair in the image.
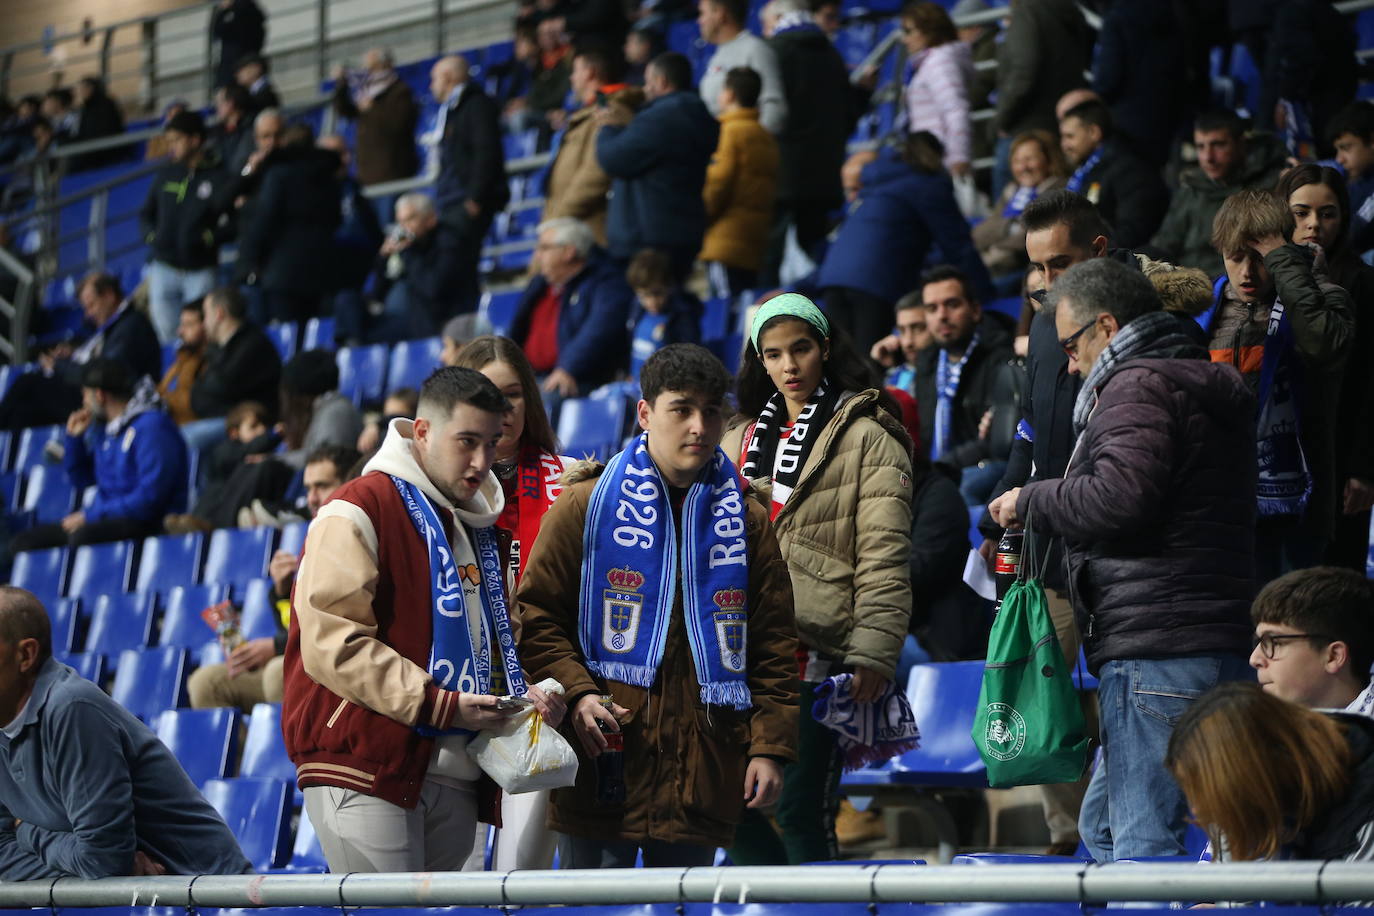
[989,257,1256,862]
[283,367,563,873]
[518,343,798,868]
[235,53,280,115]
[912,265,1017,506]
[1251,566,1374,714]
[697,0,786,134]
[182,286,283,453]
[1331,101,1374,256]
[1056,99,1164,249]
[11,359,188,553]
[597,52,719,279]
[157,300,209,425]
[542,43,642,246]
[140,109,231,344]
[189,443,360,714]
[0,587,250,879]
[208,84,256,181]
[1150,108,1287,278]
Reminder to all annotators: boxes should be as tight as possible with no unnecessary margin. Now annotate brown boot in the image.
[835,799,886,846]
[164,513,213,535]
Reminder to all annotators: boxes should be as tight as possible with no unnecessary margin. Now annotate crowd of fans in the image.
[3,0,1374,886]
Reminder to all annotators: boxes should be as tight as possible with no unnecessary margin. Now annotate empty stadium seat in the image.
[386,337,443,394]
[204,527,276,593]
[0,429,12,472]
[238,579,280,641]
[558,396,628,461]
[266,323,299,361]
[19,463,76,525]
[111,646,190,722]
[49,596,81,657]
[283,808,328,873]
[86,592,156,659]
[336,344,389,406]
[66,540,135,599]
[240,703,301,805]
[10,547,67,607]
[13,425,62,476]
[202,777,292,871]
[303,317,336,351]
[278,520,308,556]
[135,532,205,594]
[155,707,240,788]
[62,650,106,684]
[480,288,522,335]
[158,583,231,650]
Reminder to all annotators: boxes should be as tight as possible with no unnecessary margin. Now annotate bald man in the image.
[0,588,250,879]
[427,54,508,316]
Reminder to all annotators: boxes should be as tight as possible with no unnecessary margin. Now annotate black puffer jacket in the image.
[1017,328,1256,674]
[1303,713,1374,861]
[912,314,1019,469]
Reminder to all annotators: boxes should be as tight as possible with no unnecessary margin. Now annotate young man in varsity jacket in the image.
[517,343,799,867]
[281,367,564,872]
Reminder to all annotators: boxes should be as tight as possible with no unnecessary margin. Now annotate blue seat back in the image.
[303,316,336,351]
[239,579,281,641]
[278,520,308,557]
[204,527,276,592]
[557,396,627,461]
[13,425,62,476]
[386,337,443,394]
[240,703,295,785]
[67,540,135,600]
[50,596,81,657]
[158,583,231,649]
[202,777,292,871]
[110,646,188,721]
[10,547,67,606]
[155,707,240,788]
[890,661,988,784]
[21,463,76,524]
[86,592,156,658]
[481,289,522,336]
[266,323,298,361]
[63,650,106,684]
[287,807,328,873]
[135,533,205,594]
[336,344,389,406]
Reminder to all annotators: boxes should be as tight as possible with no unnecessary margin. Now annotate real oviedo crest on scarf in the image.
[713,587,747,674]
[602,567,646,654]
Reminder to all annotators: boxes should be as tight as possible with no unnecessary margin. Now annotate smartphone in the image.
[494,695,533,712]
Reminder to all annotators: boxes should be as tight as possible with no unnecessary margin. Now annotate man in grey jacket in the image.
[0,588,251,879]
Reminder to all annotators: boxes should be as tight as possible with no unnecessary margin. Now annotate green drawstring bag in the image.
[971,520,1091,787]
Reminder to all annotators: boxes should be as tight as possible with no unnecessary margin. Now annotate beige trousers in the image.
[186,656,284,714]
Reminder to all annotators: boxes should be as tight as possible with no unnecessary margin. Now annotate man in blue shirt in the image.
[0,587,250,878]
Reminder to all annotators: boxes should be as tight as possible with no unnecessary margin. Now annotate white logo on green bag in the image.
[985,702,1026,760]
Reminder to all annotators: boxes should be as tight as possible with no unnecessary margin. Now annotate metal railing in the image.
[1,863,1374,907]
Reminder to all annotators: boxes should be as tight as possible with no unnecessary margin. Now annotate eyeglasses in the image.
[1058,319,1095,357]
[1253,632,1333,659]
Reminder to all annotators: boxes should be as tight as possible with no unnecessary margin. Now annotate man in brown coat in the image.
[331,49,420,186]
[518,344,798,866]
[542,45,643,246]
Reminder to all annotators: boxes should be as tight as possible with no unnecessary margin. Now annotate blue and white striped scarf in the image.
[932,330,980,461]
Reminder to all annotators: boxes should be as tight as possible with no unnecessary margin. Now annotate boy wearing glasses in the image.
[1252,566,1374,714]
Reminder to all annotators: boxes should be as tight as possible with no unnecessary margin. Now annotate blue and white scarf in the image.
[580,434,752,709]
[1065,147,1103,195]
[931,330,980,461]
[1254,301,1311,517]
[391,475,526,736]
[812,673,921,770]
[1001,184,1038,219]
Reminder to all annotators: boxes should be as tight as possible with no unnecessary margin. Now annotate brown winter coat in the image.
[700,108,779,271]
[721,390,914,680]
[157,346,206,425]
[332,79,420,186]
[517,459,799,848]
[542,87,645,246]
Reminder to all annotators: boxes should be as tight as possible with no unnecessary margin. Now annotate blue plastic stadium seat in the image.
[66,540,135,600]
[158,583,231,650]
[20,463,76,525]
[303,316,336,351]
[278,520,308,557]
[135,532,205,594]
[336,344,389,406]
[0,428,12,472]
[283,807,328,873]
[111,646,189,722]
[86,592,156,659]
[701,296,730,343]
[10,547,67,607]
[386,337,443,394]
[62,650,106,684]
[984,296,1023,322]
[706,333,745,376]
[12,425,62,476]
[480,288,522,336]
[846,661,988,789]
[204,527,276,593]
[558,396,627,461]
[240,702,301,806]
[202,777,292,871]
[154,707,240,788]
[239,579,280,641]
[266,323,298,361]
[48,596,81,657]
[161,342,177,374]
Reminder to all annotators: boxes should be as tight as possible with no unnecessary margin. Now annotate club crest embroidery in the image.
[712,587,747,673]
[602,567,645,654]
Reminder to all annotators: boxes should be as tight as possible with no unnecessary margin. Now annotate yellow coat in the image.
[700,108,779,271]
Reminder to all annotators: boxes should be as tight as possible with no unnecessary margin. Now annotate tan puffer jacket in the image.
[722,389,914,679]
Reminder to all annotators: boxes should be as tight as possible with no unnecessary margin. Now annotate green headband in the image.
[750,293,831,351]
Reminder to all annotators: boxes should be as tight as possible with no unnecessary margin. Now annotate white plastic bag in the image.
[469,678,579,794]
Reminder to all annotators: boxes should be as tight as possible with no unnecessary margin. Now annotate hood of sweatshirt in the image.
[363,417,503,528]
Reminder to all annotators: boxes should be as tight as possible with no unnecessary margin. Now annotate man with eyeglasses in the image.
[988,256,1257,864]
[1251,567,1374,715]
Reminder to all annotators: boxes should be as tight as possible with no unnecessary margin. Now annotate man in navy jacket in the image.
[596,52,718,280]
[511,217,634,411]
[11,360,188,553]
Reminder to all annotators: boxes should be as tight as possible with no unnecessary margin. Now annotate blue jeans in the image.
[990,134,1015,208]
[1080,654,1252,862]
[147,261,216,344]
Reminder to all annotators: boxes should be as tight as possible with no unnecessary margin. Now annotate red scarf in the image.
[497,445,566,581]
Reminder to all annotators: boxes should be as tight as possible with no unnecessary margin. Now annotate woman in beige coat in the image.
[721,293,913,865]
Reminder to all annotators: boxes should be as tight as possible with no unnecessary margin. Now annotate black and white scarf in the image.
[740,379,841,518]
